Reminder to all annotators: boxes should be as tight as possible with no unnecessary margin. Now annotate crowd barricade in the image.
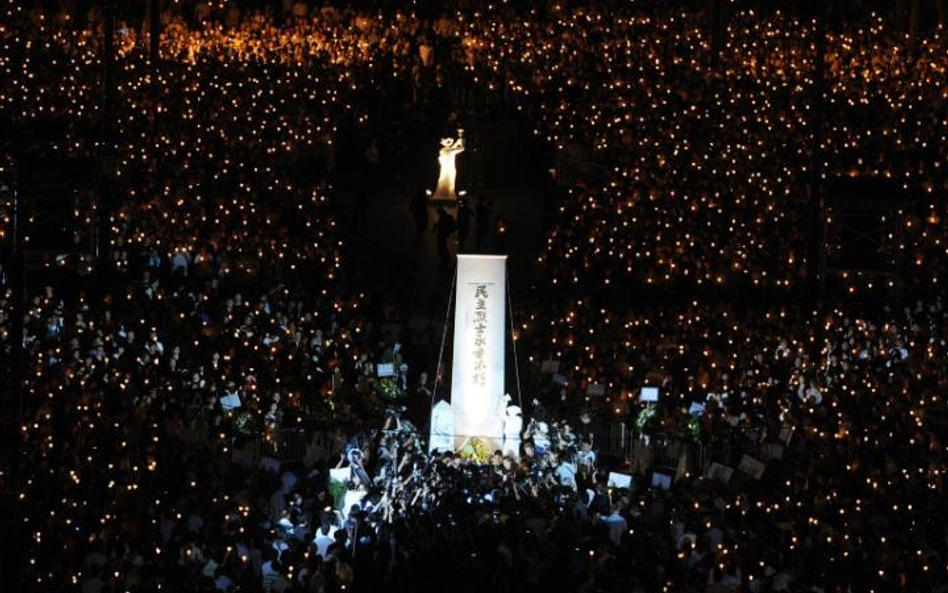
[627,425,773,479]
[577,419,630,459]
[640,433,714,477]
[244,427,340,468]
[588,421,721,477]
[273,427,310,462]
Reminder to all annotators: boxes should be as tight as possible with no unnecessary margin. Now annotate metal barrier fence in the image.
[634,432,714,476]
[576,418,745,477]
[566,418,713,476]
[241,427,344,470]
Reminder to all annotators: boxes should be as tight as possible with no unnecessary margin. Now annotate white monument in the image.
[428,255,508,454]
[432,130,464,201]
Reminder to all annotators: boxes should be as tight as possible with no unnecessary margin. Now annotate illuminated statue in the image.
[429,400,454,453]
[433,130,464,200]
[502,402,523,458]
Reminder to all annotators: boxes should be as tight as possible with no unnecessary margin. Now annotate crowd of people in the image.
[1,1,947,592]
[520,10,948,296]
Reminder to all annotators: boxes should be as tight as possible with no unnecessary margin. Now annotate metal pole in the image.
[430,266,457,409]
[506,278,523,410]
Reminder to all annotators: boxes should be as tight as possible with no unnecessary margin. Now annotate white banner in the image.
[450,255,507,450]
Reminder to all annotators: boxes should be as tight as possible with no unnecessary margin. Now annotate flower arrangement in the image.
[459,437,492,464]
[328,473,348,508]
[374,377,402,401]
[234,411,254,435]
[635,405,656,430]
[687,416,702,441]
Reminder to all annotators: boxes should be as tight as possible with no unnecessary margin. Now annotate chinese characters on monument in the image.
[472,283,488,388]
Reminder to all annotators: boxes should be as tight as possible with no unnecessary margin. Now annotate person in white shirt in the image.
[555,458,578,489]
[342,483,367,519]
[601,505,628,546]
[578,438,596,476]
[312,515,338,559]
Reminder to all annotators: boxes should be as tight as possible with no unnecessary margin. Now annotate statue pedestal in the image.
[429,195,457,205]
[428,400,520,459]
[428,188,460,205]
